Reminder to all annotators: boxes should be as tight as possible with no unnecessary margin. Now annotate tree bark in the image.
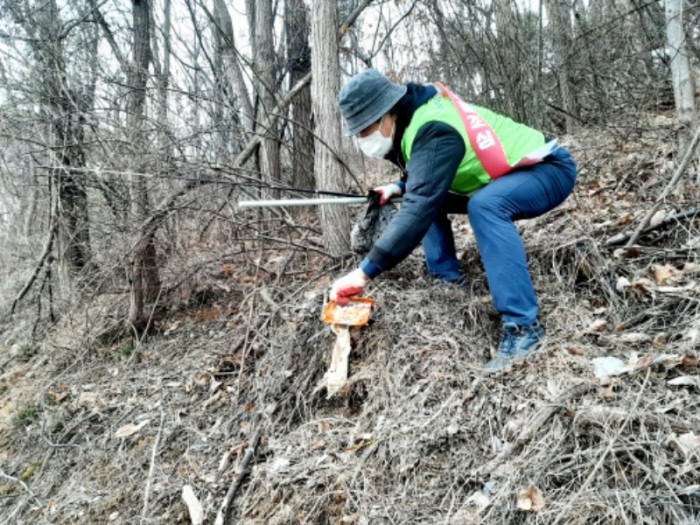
[286,0,314,190]
[253,0,281,191]
[155,0,171,140]
[665,0,696,152]
[212,0,254,142]
[311,1,351,255]
[128,0,161,332]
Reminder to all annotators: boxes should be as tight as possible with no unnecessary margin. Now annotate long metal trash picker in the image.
[238,196,402,209]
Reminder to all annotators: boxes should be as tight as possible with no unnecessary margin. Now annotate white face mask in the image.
[357,117,394,158]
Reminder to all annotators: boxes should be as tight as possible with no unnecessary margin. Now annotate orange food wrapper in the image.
[322,297,376,326]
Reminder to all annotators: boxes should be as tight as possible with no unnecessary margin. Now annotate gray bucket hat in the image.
[338,69,407,136]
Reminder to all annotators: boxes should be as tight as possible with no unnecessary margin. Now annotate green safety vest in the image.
[401,94,545,194]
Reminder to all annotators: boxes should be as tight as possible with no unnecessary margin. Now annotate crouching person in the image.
[330,69,576,372]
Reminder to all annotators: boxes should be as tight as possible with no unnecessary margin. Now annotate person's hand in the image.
[330,269,369,305]
[373,182,403,205]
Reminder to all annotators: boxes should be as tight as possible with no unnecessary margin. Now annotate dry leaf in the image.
[615,332,652,344]
[588,319,608,332]
[633,354,654,370]
[667,376,700,388]
[649,210,666,227]
[182,485,204,525]
[655,354,685,367]
[682,262,700,274]
[78,392,98,407]
[631,278,655,295]
[658,283,696,293]
[602,388,616,399]
[653,333,667,346]
[115,419,150,439]
[668,432,700,458]
[617,214,634,226]
[656,399,684,414]
[681,355,698,367]
[466,490,490,511]
[615,277,631,292]
[593,356,628,377]
[652,264,680,285]
[517,486,545,512]
[308,438,327,451]
[677,432,700,455]
[269,457,290,475]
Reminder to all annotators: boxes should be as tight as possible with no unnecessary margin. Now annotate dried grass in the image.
[0,129,699,524]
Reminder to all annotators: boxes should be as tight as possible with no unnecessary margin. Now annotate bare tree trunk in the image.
[545,0,579,133]
[23,174,39,237]
[212,27,228,158]
[246,0,257,53]
[253,0,281,190]
[153,0,171,140]
[286,0,314,190]
[213,0,254,139]
[311,1,351,255]
[665,0,696,152]
[128,0,161,332]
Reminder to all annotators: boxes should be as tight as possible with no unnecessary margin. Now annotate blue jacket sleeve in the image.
[360,122,466,278]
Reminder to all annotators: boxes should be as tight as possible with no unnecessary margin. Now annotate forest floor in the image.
[0,118,699,524]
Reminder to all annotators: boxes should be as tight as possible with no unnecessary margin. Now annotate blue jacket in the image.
[360,83,466,278]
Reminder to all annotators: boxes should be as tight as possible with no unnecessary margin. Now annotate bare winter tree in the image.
[151,0,172,144]
[253,0,281,190]
[212,0,254,144]
[665,0,696,151]
[286,0,315,190]
[311,1,351,255]
[127,0,161,332]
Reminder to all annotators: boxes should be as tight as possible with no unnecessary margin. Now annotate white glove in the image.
[330,268,369,305]
[373,182,403,205]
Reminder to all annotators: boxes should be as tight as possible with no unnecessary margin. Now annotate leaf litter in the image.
[0,130,698,524]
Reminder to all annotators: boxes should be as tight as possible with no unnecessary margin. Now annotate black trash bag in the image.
[351,190,398,255]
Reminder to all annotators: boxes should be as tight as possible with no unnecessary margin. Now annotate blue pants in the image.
[422,146,577,325]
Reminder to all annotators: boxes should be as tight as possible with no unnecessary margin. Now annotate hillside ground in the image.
[0,121,699,524]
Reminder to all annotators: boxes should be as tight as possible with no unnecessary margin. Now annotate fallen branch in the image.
[571,405,696,434]
[605,208,700,246]
[214,424,262,525]
[141,410,165,520]
[624,125,700,248]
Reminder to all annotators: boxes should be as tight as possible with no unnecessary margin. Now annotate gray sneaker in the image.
[484,322,545,372]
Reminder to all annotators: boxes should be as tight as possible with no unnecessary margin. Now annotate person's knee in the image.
[468,192,504,222]
[552,148,578,186]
